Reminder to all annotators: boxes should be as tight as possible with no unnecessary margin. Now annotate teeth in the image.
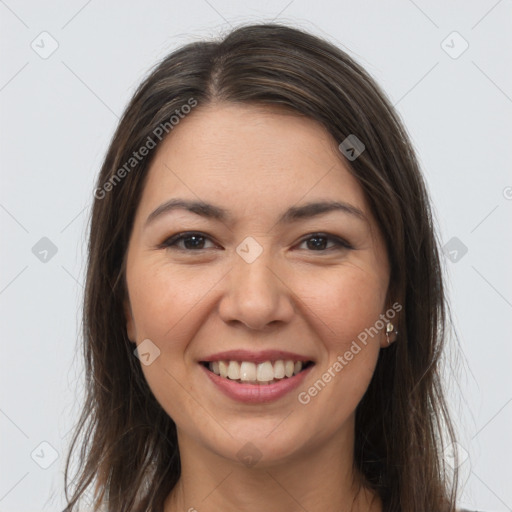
[240,361,256,381]
[256,361,274,382]
[273,360,285,379]
[227,361,240,380]
[219,360,228,378]
[207,359,308,382]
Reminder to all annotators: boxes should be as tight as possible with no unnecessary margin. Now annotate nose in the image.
[218,250,295,331]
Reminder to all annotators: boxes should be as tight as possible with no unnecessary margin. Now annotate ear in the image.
[124,297,136,343]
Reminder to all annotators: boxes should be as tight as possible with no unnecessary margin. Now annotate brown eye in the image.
[162,232,217,251]
[297,233,352,251]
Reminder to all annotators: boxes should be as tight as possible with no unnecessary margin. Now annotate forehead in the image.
[138,103,369,220]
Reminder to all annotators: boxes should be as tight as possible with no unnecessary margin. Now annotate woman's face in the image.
[124,103,392,465]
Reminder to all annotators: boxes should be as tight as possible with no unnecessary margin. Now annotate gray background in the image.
[1,1,511,511]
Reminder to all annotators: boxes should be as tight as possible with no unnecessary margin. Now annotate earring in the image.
[386,322,395,345]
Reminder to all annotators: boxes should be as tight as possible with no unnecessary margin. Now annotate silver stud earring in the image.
[386,322,395,345]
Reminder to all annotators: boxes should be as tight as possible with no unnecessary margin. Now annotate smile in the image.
[200,356,315,404]
[202,359,314,385]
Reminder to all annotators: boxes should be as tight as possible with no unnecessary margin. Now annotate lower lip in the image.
[201,364,313,404]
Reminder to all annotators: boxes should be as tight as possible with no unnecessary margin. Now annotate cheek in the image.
[126,262,219,425]
[292,274,385,428]
[297,265,388,350]
[127,260,222,344]
[292,268,385,422]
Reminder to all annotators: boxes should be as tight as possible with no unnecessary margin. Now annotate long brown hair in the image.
[63,23,459,511]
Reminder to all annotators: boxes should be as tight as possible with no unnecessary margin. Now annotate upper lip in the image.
[199,349,314,364]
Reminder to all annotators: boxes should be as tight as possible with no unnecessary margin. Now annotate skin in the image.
[123,103,397,512]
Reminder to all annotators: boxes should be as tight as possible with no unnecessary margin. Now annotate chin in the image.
[195,418,319,469]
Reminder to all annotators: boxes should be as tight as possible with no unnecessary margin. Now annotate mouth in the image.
[200,359,315,385]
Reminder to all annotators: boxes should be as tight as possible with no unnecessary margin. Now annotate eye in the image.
[159,231,352,253]
[161,232,218,251]
[296,233,352,252]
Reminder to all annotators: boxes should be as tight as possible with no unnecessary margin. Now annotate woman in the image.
[63,23,472,512]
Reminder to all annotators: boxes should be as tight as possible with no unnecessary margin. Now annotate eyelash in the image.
[160,231,353,252]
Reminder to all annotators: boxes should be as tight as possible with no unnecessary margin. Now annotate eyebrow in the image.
[145,198,367,228]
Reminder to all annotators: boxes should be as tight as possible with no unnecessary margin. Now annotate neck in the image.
[164,422,382,512]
